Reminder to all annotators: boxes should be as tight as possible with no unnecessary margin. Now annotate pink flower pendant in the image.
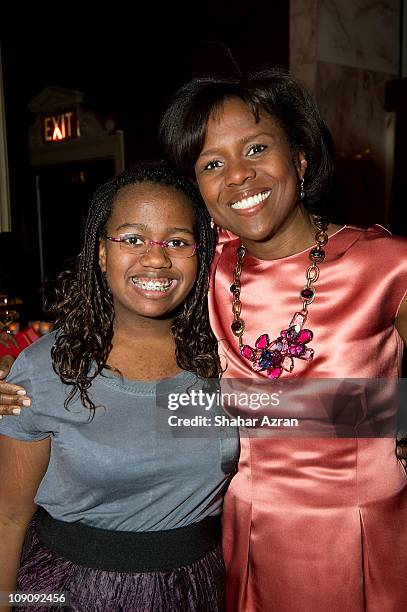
[240,312,314,379]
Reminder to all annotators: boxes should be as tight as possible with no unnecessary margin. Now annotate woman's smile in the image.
[229,189,272,214]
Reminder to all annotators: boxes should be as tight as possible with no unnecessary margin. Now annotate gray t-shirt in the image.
[0,332,239,532]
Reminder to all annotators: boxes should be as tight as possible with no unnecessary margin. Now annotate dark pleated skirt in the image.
[15,524,225,612]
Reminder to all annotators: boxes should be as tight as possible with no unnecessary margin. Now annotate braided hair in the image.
[50,160,220,415]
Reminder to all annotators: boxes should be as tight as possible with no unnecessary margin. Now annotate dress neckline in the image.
[240,224,348,267]
[236,224,393,270]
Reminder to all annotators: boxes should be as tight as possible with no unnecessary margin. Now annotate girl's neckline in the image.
[99,367,198,394]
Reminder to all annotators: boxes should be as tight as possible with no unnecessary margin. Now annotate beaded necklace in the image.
[230,216,329,379]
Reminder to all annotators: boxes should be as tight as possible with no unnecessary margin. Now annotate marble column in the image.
[290,0,400,227]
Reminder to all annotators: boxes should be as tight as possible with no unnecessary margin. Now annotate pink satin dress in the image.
[209,225,407,611]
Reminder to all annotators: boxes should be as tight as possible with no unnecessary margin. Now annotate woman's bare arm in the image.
[395,294,407,347]
[395,294,407,467]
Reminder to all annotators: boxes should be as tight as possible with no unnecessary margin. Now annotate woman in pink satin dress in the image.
[159,69,407,611]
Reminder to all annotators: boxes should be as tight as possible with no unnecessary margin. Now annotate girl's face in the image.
[194,97,306,243]
[99,183,198,323]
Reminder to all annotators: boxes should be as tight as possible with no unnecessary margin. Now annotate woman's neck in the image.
[242,207,317,261]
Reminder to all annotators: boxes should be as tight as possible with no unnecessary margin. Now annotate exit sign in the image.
[41,111,80,143]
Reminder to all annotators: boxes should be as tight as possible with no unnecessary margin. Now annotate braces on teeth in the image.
[132,279,173,291]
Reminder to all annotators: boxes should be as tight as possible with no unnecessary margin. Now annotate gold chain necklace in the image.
[230,216,329,378]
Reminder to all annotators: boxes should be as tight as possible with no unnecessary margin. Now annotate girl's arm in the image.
[0,435,50,608]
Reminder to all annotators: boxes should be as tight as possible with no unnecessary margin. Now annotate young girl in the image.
[0,161,238,611]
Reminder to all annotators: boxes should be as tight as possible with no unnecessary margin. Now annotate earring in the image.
[300,178,305,200]
[210,218,215,229]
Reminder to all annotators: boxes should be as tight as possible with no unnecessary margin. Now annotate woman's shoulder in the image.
[345,225,407,316]
[341,224,407,266]
[349,224,407,247]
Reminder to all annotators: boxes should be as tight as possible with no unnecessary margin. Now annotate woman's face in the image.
[194,97,306,243]
[99,183,198,322]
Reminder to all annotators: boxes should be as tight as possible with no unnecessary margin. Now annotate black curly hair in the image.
[50,160,220,415]
[159,68,334,216]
